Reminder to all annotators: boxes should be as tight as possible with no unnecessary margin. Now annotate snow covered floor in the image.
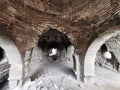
[85,66,120,90]
[13,60,83,90]
[1,60,120,90]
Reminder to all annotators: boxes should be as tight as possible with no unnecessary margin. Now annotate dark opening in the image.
[37,29,72,61]
[38,29,72,50]
[0,47,4,61]
[30,29,76,81]
[100,44,107,53]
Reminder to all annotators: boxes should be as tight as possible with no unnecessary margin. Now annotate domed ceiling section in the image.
[23,0,86,15]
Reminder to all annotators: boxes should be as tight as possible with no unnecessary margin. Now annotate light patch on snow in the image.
[5,57,120,90]
[21,74,82,90]
[2,65,120,90]
[49,48,57,56]
[103,51,112,59]
[12,61,83,90]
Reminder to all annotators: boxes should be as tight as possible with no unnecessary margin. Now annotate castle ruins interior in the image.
[0,0,120,90]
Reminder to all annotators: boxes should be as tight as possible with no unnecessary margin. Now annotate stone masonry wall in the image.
[96,34,120,72]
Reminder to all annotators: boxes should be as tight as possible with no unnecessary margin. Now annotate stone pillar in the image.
[83,48,95,84]
[74,54,81,81]
[84,76,95,84]
[28,46,43,78]
[66,45,74,63]
[24,50,32,78]
[84,61,95,84]
[8,64,23,89]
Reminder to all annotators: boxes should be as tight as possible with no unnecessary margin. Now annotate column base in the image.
[84,76,95,84]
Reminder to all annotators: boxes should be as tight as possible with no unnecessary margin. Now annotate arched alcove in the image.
[27,28,81,81]
[0,47,5,61]
[0,35,23,89]
[84,27,120,84]
[0,47,9,83]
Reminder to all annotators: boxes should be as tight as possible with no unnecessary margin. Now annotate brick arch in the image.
[0,35,23,89]
[37,22,76,47]
[84,26,120,84]
[27,22,81,81]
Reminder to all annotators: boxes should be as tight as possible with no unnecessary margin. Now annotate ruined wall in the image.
[96,34,120,72]
[106,34,120,63]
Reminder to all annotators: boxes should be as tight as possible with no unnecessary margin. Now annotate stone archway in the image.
[0,35,23,89]
[84,26,120,84]
[36,22,77,47]
[27,28,81,81]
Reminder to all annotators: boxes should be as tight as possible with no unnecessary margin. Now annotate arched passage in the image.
[0,35,23,89]
[36,22,77,46]
[84,27,120,84]
[27,28,81,81]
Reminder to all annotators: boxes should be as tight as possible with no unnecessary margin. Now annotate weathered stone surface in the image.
[0,0,120,87]
[96,34,120,72]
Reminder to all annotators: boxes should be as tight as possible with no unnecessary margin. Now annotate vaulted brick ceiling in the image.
[0,0,120,55]
[23,0,89,14]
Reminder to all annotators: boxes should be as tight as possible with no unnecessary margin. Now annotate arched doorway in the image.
[84,27,120,84]
[27,29,80,81]
[0,35,23,89]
